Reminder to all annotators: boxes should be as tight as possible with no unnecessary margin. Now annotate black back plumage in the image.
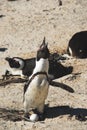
[5,56,72,79]
[22,58,35,76]
[67,31,87,58]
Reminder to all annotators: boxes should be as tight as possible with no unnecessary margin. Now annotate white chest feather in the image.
[24,58,49,111]
[25,76,49,107]
[33,58,49,74]
[8,68,23,77]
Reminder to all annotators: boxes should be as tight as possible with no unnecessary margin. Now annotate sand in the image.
[0,0,87,130]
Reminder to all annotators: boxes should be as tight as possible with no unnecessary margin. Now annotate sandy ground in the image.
[0,0,87,130]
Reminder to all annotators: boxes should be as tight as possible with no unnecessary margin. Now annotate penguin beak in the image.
[5,57,12,62]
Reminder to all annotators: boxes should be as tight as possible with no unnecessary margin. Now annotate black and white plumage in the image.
[5,55,72,80]
[67,31,87,58]
[5,57,35,77]
[23,38,50,122]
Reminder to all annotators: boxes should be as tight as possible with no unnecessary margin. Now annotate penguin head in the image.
[37,37,50,61]
[5,57,25,70]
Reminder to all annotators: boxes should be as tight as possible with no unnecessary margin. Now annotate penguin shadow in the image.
[44,105,87,121]
[0,48,7,52]
[0,106,87,122]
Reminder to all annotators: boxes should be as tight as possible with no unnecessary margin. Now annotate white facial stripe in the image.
[69,47,73,56]
[14,58,24,69]
[79,50,82,52]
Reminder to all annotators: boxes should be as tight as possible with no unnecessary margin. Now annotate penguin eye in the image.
[13,60,20,68]
[13,58,19,64]
[12,59,18,64]
[15,60,18,63]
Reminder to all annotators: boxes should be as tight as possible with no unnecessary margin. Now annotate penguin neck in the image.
[33,58,49,74]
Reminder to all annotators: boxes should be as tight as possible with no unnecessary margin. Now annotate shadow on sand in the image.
[45,105,87,121]
[0,105,87,122]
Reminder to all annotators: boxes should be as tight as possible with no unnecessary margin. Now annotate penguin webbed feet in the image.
[24,113,31,121]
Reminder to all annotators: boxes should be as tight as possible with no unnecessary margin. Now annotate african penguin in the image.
[67,31,87,58]
[5,55,72,80]
[5,57,35,78]
[23,37,50,122]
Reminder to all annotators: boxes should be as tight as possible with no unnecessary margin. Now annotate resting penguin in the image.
[5,57,35,78]
[67,31,87,58]
[5,55,73,80]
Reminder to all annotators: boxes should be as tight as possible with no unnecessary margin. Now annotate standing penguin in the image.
[23,38,50,122]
